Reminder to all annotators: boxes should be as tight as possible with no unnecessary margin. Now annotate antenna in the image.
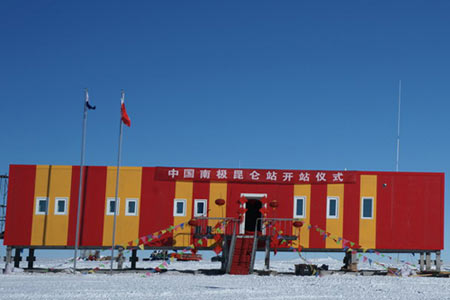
[396,80,402,172]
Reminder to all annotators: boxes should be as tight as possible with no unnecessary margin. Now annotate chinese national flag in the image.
[121,97,131,127]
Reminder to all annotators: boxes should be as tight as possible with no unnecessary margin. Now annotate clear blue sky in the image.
[1,1,449,260]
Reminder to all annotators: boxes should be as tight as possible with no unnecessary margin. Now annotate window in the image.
[125,198,138,216]
[194,199,207,217]
[173,199,186,217]
[327,197,339,218]
[293,196,306,218]
[35,197,48,215]
[106,198,120,215]
[54,197,68,215]
[361,197,373,219]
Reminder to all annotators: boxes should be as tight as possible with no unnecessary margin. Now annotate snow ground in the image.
[1,257,449,300]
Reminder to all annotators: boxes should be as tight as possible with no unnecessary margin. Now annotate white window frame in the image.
[35,197,48,215]
[361,197,374,219]
[54,197,68,215]
[125,198,138,216]
[326,196,339,219]
[173,199,186,217]
[106,198,120,216]
[293,196,306,218]
[194,199,207,217]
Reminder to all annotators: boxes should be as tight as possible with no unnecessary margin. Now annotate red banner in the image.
[155,167,356,185]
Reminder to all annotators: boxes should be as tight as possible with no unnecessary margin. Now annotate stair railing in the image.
[226,220,238,273]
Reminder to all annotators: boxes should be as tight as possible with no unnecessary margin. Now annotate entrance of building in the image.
[244,198,262,232]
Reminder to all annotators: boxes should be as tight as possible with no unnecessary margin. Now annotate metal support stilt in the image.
[350,251,358,272]
[419,252,424,272]
[27,249,35,269]
[425,252,431,271]
[130,249,137,270]
[4,246,13,273]
[117,248,124,270]
[436,251,442,272]
[13,248,22,268]
[264,236,270,270]
[221,237,228,272]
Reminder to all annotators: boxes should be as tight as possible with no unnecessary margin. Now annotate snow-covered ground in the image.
[1,256,449,299]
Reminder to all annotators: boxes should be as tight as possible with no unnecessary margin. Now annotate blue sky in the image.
[1,1,449,261]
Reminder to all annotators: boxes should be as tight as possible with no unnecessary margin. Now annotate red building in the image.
[3,164,445,271]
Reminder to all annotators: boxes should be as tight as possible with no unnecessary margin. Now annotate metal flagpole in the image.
[395,80,401,263]
[396,80,402,172]
[110,90,125,274]
[73,88,89,271]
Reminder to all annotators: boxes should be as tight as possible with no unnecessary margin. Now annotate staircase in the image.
[229,235,254,275]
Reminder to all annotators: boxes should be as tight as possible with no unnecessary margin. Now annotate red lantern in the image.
[188,219,198,226]
[293,221,304,228]
[215,198,225,206]
[269,199,279,208]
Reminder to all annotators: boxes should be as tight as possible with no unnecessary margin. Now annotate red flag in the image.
[121,96,131,127]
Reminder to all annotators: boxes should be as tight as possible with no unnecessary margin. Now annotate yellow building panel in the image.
[325,184,344,249]
[208,182,227,246]
[359,175,377,249]
[292,184,311,249]
[208,182,227,219]
[173,181,193,247]
[31,165,50,245]
[31,165,72,246]
[102,167,142,247]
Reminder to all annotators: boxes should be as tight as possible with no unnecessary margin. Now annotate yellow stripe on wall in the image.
[102,167,142,247]
[325,184,344,249]
[173,181,193,247]
[359,175,377,249]
[292,184,311,249]
[31,165,71,246]
[208,182,227,246]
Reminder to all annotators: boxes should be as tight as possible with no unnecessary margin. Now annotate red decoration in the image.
[269,200,279,208]
[259,207,268,215]
[213,234,222,242]
[213,244,222,255]
[215,198,225,206]
[260,196,268,204]
[238,207,248,215]
[293,221,304,228]
[239,196,248,204]
[188,219,198,226]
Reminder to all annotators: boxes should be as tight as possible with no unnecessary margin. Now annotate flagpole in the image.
[110,90,125,274]
[73,88,89,271]
[396,80,402,172]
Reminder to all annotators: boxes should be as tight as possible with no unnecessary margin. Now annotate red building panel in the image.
[4,165,36,246]
[309,184,327,248]
[79,166,107,246]
[343,175,361,247]
[375,173,393,249]
[139,167,175,247]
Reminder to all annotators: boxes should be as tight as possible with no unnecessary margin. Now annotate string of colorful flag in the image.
[83,219,230,274]
[76,217,416,275]
[265,220,417,275]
